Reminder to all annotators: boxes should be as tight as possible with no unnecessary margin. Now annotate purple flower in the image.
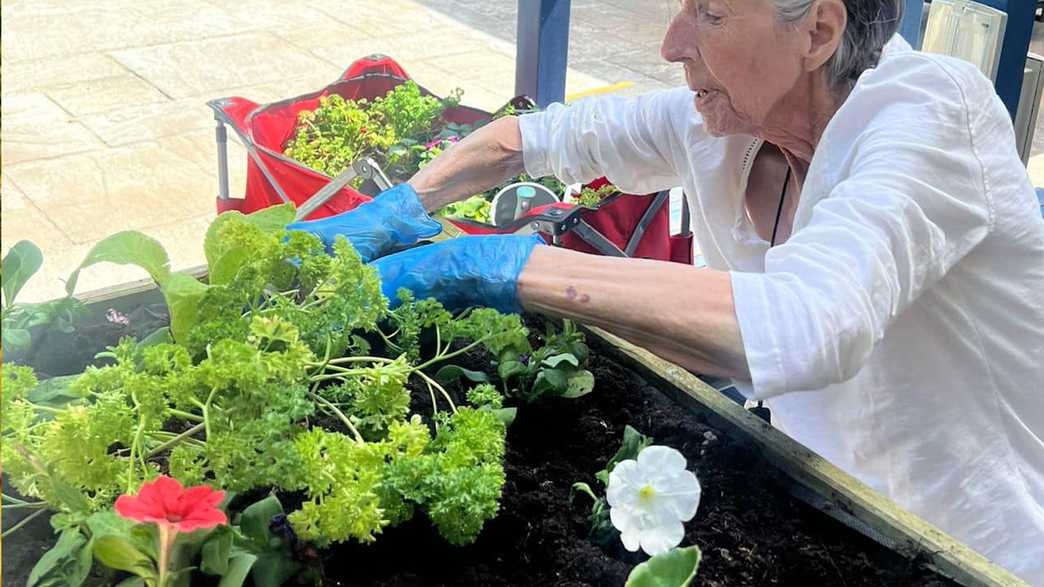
[519,353,530,366]
[106,308,130,326]
[425,136,460,150]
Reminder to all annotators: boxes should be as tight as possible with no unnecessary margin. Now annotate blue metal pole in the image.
[977,0,1036,119]
[899,0,925,49]
[515,0,572,107]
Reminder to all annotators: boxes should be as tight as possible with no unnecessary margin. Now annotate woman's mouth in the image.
[693,89,717,109]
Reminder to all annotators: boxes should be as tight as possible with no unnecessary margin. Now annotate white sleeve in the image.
[517,88,693,195]
[731,56,995,398]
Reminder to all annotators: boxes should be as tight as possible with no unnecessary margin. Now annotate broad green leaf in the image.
[531,367,569,399]
[168,566,200,587]
[27,528,92,587]
[625,545,702,587]
[208,247,253,286]
[173,527,216,548]
[92,535,155,577]
[204,204,294,273]
[28,375,84,409]
[85,510,136,540]
[115,578,146,587]
[606,425,653,475]
[236,496,300,587]
[129,524,159,559]
[49,472,90,514]
[2,240,44,308]
[136,326,174,350]
[492,407,517,426]
[218,553,258,587]
[435,364,490,385]
[201,526,233,576]
[66,232,171,296]
[542,353,579,369]
[239,495,283,545]
[570,482,598,504]
[163,272,210,344]
[251,551,301,587]
[496,359,528,382]
[561,369,595,399]
[2,327,31,352]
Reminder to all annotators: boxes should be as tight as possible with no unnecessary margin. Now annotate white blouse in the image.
[519,38,1044,583]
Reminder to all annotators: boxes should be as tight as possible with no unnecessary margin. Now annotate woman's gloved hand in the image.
[371,234,545,314]
[286,183,441,262]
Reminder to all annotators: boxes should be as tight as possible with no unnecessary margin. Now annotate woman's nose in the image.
[660,11,693,63]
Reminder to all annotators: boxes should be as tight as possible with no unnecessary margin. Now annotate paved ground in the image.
[2,1,1044,302]
[0,0,615,301]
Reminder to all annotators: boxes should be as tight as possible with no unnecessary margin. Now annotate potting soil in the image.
[323,335,953,587]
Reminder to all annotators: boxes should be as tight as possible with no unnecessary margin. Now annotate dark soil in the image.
[323,335,952,587]
[7,303,170,378]
[3,314,953,587]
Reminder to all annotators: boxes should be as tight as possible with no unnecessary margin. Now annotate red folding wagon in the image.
[208,55,693,264]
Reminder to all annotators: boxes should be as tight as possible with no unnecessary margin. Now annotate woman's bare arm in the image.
[408,116,526,212]
[517,245,749,380]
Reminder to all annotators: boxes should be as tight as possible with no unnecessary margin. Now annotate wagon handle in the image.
[209,103,292,206]
[293,158,392,222]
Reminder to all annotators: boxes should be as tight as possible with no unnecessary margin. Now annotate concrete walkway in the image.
[0,0,615,302]
[3,1,1044,302]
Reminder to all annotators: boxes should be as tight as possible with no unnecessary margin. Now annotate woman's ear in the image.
[803,0,847,72]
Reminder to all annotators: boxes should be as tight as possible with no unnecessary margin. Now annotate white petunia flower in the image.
[606,445,701,556]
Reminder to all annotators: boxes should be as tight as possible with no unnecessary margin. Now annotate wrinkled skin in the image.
[660,0,847,163]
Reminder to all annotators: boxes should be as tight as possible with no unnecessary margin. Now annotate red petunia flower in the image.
[115,475,227,533]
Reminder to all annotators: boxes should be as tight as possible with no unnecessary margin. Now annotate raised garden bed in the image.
[2,266,1019,587]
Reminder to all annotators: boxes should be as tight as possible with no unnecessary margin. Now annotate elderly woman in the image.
[291,0,1044,580]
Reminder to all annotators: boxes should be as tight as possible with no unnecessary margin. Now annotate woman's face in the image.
[661,0,811,137]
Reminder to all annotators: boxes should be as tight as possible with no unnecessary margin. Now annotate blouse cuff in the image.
[518,112,552,179]
[730,271,787,400]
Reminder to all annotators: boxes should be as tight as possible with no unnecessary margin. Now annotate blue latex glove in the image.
[286,183,441,262]
[371,234,545,314]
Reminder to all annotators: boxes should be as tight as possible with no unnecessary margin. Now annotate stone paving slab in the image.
[1,176,75,251]
[46,74,171,118]
[0,2,244,63]
[277,24,503,72]
[4,139,217,244]
[0,54,128,97]
[110,32,340,100]
[1,93,108,165]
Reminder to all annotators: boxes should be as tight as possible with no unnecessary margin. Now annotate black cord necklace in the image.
[752,165,792,424]
[770,166,791,247]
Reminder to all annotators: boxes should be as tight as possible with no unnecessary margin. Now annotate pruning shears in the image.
[491,182,632,256]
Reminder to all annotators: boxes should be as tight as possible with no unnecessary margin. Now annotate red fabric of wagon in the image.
[209,55,490,220]
[211,54,693,265]
[448,181,693,265]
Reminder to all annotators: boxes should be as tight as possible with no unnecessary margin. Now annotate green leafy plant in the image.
[284,81,461,182]
[576,183,619,208]
[281,83,567,226]
[439,194,492,223]
[491,319,595,402]
[625,545,702,587]
[3,201,581,585]
[1,240,86,355]
[570,425,653,544]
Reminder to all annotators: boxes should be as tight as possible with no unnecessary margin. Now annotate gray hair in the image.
[775,0,903,88]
